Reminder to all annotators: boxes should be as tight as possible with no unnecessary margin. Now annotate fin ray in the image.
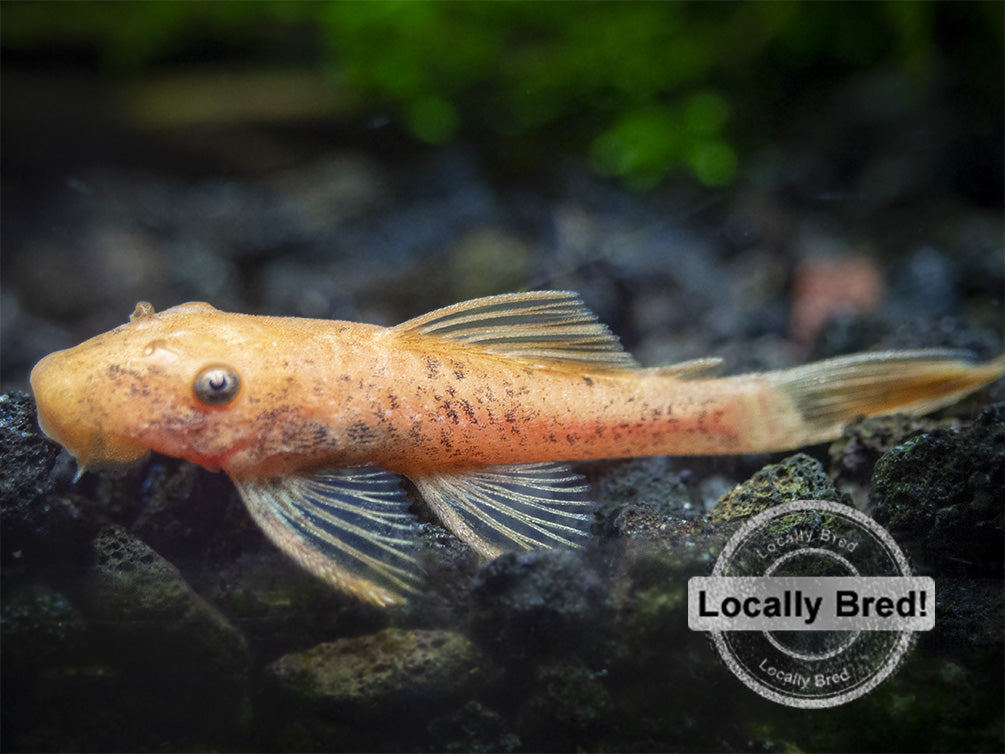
[766,349,1005,446]
[411,461,594,559]
[234,467,421,605]
[393,291,638,370]
[648,357,724,379]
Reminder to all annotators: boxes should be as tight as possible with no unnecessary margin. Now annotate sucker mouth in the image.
[37,406,150,472]
[79,431,151,469]
[32,384,148,472]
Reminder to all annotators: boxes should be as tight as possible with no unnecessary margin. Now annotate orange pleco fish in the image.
[30,292,1004,605]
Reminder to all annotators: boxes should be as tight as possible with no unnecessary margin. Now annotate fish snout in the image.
[30,350,78,447]
[30,350,149,470]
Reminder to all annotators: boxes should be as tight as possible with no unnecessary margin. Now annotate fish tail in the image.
[762,350,1004,448]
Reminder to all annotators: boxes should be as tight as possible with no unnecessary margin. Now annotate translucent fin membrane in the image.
[766,350,1005,446]
[394,291,638,370]
[412,461,594,559]
[235,467,421,606]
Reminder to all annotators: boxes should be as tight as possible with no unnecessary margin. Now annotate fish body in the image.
[30,292,1004,605]
[30,304,742,477]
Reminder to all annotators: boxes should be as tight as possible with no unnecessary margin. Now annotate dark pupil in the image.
[196,367,238,405]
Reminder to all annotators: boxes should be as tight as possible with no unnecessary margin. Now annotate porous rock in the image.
[709,452,845,524]
[84,525,250,736]
[870,403,1004,576]
[267,627,487,721]
[468,547,607,661]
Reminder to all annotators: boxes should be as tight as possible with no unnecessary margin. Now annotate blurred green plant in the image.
[2,1,1000,188]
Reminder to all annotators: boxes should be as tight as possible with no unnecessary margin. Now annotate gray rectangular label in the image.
[688,576,935,631]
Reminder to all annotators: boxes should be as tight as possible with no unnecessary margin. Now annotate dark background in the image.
[2,3,1002,752]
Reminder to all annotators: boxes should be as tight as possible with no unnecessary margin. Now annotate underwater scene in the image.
[2,4,1003,752]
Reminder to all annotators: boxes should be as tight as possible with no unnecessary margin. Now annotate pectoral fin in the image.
[410,462,594,559]
[234,467,421,606]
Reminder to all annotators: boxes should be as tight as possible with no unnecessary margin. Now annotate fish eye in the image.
[194,365,241,406]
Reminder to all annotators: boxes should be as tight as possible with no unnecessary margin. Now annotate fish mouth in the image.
[34,397,149,471]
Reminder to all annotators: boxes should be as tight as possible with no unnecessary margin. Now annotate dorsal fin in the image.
[392,291,638,370]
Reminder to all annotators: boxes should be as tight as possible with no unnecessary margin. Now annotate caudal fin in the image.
[763,350,1004,447]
